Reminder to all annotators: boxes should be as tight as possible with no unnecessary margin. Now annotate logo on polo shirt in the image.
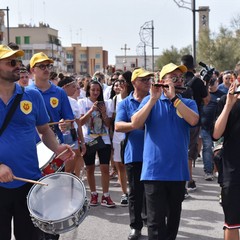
[50,97,59,108]
[20,101,32,114]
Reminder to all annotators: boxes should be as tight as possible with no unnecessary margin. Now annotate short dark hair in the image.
[181,54,195,70]
[57,76,75,88]
[8,42,19,50]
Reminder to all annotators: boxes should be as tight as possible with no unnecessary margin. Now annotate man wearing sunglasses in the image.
[28,52,74,144]
[0,45,75,240]
[131,63,199,240]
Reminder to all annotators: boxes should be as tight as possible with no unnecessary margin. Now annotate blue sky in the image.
[1,0,239,64]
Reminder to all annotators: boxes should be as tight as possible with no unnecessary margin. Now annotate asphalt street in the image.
[59,159,224,240]
[11,159,224,240]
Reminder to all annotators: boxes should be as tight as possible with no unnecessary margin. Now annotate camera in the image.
[199,61,215,83]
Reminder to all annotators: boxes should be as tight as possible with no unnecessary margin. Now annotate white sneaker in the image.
[214,172,219,178]
[204,173,214,181]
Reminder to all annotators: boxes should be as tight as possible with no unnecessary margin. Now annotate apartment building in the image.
[64,43,108,76]
[4,21,108,75]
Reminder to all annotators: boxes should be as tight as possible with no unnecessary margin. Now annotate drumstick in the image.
[48,119,75,126]
[13,176,48,186]
[55,144,75,159]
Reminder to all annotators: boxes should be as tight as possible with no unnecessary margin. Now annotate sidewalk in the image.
[59,160,224,240]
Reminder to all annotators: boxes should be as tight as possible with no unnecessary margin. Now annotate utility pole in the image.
[173,0,208,62]
[121,43,130,70]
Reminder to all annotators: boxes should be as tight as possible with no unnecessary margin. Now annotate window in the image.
[95,64,100,70]
[66,53,73,60]
[95,53,101,59]
[15,36,21,45]
[24,36,30,44]
[22,50,32,61]
[80,54,87,60]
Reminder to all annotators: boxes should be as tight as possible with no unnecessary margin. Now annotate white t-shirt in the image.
[79,89,86,99]
[68,96,80,130]
[112,94,125,144]
[78,97,113,144]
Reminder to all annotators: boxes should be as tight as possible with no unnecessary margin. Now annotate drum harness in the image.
[0,87,24,136]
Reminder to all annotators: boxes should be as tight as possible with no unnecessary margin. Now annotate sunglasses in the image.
[2,59,21,67]
[170,76,185,83]
[35,64,53,70]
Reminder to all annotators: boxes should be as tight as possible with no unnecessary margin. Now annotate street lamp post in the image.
[173,0,201,61]
[192,0,196,61]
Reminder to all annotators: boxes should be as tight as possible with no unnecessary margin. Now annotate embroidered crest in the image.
[50,97,58,108]
[20,101,32,114]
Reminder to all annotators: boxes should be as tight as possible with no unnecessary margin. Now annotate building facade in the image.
[3,21,108,75]
[115,55,160,72]
[64,44,108,76]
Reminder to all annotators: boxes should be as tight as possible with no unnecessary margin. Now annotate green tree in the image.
[155,15,240,72]
[156,46,181,70]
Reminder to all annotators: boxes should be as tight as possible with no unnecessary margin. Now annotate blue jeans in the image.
[201,128,214,174]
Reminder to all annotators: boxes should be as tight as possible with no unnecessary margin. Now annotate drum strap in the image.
[0,87,24,136]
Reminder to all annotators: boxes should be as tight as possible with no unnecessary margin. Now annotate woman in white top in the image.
[111,71,134,206]
[78,79,115,208]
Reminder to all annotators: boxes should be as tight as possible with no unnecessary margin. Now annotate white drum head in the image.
[27,173,86,221]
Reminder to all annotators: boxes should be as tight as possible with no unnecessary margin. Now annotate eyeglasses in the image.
[1,59,21,67]
[169,76,185,83]
[35,64,53,70]
[138,77,151,83]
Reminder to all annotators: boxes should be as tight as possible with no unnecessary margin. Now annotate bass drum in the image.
[27,172,89,235]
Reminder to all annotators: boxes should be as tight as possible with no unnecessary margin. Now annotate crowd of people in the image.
[1,42,240,240]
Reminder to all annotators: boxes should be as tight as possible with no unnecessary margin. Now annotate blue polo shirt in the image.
[27,82,74,142]
[138,94,198,181]
[0,84,50,188]
[115,92,145,164]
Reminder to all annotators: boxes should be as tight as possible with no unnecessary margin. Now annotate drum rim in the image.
[27,172,86,222]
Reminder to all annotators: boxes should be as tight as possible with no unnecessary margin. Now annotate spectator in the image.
[213,81,240,240]
[78,80,115,208]
[58,76,86,177]
[218,71,232,94]
[18,67,29,87]
[181,54,210,194]
[200,76,225,181]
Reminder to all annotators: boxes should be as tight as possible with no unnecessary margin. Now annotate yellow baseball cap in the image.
[0,45,24,59]
[160,63,187,80]
[131,68,154,82]
[30,52,54,68]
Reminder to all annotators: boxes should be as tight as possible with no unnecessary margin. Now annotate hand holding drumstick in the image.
[55,144,75,163]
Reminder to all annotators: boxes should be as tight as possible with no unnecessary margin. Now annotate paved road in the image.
[11,159,224,240]
[59,160,224,240]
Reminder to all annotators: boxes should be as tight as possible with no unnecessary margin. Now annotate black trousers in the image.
[126,162,146,230]
[144,181,185,240]
[0,183,59,240]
